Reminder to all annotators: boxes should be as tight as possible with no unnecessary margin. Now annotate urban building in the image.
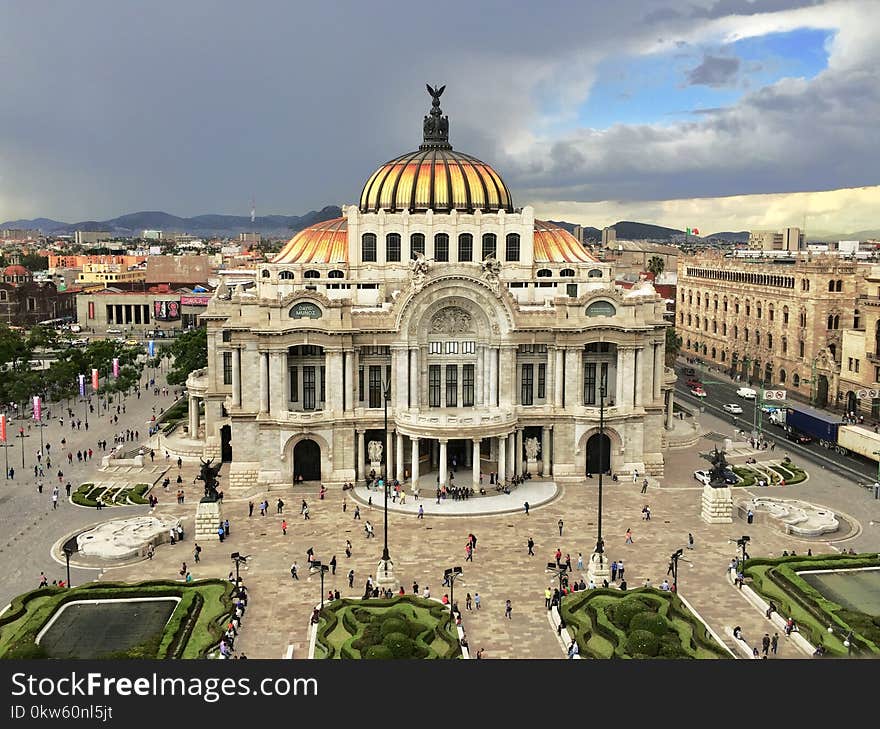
[146,254,211,288]
[190,90,675,492]
[748,227,805,251]
[837,266,880,418]
[0,265,77,326]
[77,261,146,286]
[676,251,864,407]
[74,231,111,245]
[76,285,212,335]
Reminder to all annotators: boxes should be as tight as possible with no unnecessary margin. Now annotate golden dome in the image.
[271,217,348,264]
[359,85,513,214]
[533,220,597,263]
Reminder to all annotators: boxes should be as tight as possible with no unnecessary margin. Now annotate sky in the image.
[0,0,878,234]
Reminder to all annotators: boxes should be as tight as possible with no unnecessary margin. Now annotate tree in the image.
[162,327,207,386]
[647,255,665,278]
[665,326,682,367]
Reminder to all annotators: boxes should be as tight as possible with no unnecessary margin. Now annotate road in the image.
[673,360,880,488]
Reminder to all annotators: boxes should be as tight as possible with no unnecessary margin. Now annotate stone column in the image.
[472,438,481,489]
[497,435,507,483]
[439,439,448,488]
[231,347,241,407]
[410,437,420,493]
[489,347,499,406]
[326,350,344,413]
[653,342,663,402]
[386,428,394,479]
[188,395,199,437]
[259,351,269,413]
[345,349,355,411]
[409,347,419,408]
[507,432,516,477]
[515,428,523,476]
[665,391,674,429]
[542,425,551,476]
[396,431,404,483]
[634,347,644,408]
[554,346,564,407]
[546,347,555,407]
[564,348,580,407]
[269,351,287,415]
[475,345,484,406]
[615,348,628,409]
[357,430,365,482]
[392,347,408,412]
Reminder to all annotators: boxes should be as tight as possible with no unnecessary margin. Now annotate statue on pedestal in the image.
[196,458,222,502]
[525,437,541,461]
[367,440,383,464]
[706,447,730,489]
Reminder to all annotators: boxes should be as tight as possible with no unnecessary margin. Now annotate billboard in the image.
[153,300,181,321]
[180,295,210,306]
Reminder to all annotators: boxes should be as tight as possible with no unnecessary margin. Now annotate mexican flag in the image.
[686,227,699,235]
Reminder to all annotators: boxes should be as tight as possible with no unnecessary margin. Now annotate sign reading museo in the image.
[153,300,181,321]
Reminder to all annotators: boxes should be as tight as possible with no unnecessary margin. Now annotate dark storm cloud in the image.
[686,54,741,86]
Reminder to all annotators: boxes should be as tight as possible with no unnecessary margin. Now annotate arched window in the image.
[386,233,401,262]
[793,373,800,387]
[782,336,787,354]
[722,323,727,336]
[679,312,684,324]
[711,347,716,359]
[587,269,602,278]
[457,233,473,262]
[755,331,761,346]
[279,270,295,280]
[829,343,837,358]
[745,328,750,342]
[434,233,449,262]
[757,304,762,319]
[827,315,834,330]
[712,320,717,333]
[261,269,270,278]
[721,350,727,362]
[481,233,496,260]
[328,270,344,279]
[561,268,576,277]
[799,340,805,357]
[767,333,773,349]
[782,306,789,325]
[536,269,552,277]
[875,321,880,355]
[828,279,836,292]
[745,301,751,317]
[854,309,861,329]
[505,233,520,262]
[834,314,840,329]
[768,304,774,322]
[722,297,728,312]
[779,369,787,383]
[361,233,377,262]
[837,279,843,292]
[733,325,738,339]
[411,233,425,259]
[800,311,807,327]
[586,301,616,317]
[687,314,692,326]
[0,290,6,301]
[304,270,320,279]
[686,338,691,349]
[703,317,708,331]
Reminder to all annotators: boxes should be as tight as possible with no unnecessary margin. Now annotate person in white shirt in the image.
[568,639,579,658]
[659,579,670,591]
[422,585,430,599]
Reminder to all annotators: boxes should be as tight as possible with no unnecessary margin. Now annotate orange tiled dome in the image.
[271,217,348,265]
[533,221,597,263]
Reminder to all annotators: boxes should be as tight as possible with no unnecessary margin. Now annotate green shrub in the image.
[630,611,669,636]
[380,618,408,639]
[383,632,418,659]
[129,484,151,505]
[610,597,652,630]
[626,629,660,657]
[364,645,394,660]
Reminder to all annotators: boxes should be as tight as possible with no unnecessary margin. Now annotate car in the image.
[106,327,123,334]
[690,387,707,397]
[693,469,711,485]
[125,339,140,346]
[736,387,757,399]
[69,324,81,333]
[686,378,702,388]
[723,403,743,414]
[723,472,739,485]
[785,429,812,444]
[684,367,696,376]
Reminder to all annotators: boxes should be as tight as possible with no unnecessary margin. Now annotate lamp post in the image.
[444,566,463,622]
[587,379,611,586]
[546,562,568,594]
[376,376,396,587]
[827,625,855,656]
[17,427,29,469]
[736,535,750,570]
[230,552,249,587]
[62,543,74,588]
[668,548,683,592]
[872,451,880,491]
[312,560,330,610]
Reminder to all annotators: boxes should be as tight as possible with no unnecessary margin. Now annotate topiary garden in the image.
[72,482,151,507]
[560,588,730,659]
[314,596,461,659]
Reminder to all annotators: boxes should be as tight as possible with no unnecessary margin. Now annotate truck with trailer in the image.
[837,424,880,462]
[780,404,842,447]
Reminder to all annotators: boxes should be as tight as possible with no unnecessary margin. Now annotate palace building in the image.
[190,89,674,492]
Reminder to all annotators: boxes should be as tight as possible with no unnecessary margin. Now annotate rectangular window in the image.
[799,341,805,357]
[521,363,534,406]
[855,359,860,373]
[584,362,597,405]
[222,352,232,385]
[358,366,364,401]
[361,233,377,262]
[462,364,474,407]
[434,233,449,262]
[537,363,546,399]
[429,365,441,407]
[445,364,458,407]
[481,233,496,261]
[430,341,442,354]
[875,366,880,382]
[290,366,298,401]
[849,357,854,371]
[368,365,382,408]
[320,365,326,402]
[410,233,425,259]
[445,341,458,354]
[386,233,401,262]
[600,362,608,397]
[458,234,473,262]
[303,366,316,410]
[505,233,520,262]
[462,341,475,354]
[566,283,578,298]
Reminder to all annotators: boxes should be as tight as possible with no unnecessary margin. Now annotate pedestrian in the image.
[345,539,352,558]
[577,552,584,571]
[474,592,481,610]
[418,504,424,519]
[558,518,564,536]
[348,569,354,588]
[771,632,779,655]
[527,537,535,556]
[223,519,230,537]
[193,543,201,562]
[524,501,530,516]
[617,559,625,580]
[277,498,284,514]
[625,528,633,544]
[217,525,224,542]
[565,553,572,572]
[290,562,299,580]
[747,509,754,524]
[641,478,648,494]
[688,532,694,550]
[545,586,552,609]
[568,639,579,659]
[611,560,618,581]
[281,519,287,535]
[51,492,58,509]
[303,504,310,520]
[504,599,512,619]
[330,555,337,575]
[354,505,361,520]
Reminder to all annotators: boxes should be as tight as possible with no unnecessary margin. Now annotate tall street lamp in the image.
[62,543,75,588]
[230,552,249,586]
[443,566,463,622]
[376,376,396,588]
[312,560,330,610]
[587,379,611,586]
[17,427,29,469]
[668,548,683,592]
[736,535,750,570]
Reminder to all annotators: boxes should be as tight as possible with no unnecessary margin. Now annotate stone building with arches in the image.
[193,90,674,491]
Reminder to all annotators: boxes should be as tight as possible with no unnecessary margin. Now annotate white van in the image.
[736,387,757,399]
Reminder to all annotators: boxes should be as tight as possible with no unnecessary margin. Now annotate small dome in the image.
[533,221,597,263]
[271,217,348,264]
[3,264,29,277]
[359,85,514,214]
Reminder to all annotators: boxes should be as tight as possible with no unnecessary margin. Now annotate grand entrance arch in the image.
[293,439,321,482]
[816,375,829,407]
[586,433,611,475]
[220,425,232,463]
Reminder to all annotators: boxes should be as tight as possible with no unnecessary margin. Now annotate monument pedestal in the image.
[587,551,611,586]
[701,484,733,524]
[376,557,397,588]
[195,499,222,540]
[370,460,382,479]
[526,458,538,477]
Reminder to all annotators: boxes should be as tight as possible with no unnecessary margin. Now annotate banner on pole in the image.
[0,414,6,442]
[78,374,85,398]
[148,340,155,358]
[92,368,99,392]
[113,358,120,378]
[32,396,41,421]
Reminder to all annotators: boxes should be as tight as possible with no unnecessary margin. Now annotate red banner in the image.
[33,396,41,421]
[0,414,6,443]
[92,368,100,392]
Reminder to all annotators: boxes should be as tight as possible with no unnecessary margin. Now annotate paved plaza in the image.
[4,369,879,660]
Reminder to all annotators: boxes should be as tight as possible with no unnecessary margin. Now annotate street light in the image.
[62,542,75,588]
[17,427,29,469]
[546,562,568,594]
[230,552,249,586]
[668,548,683,592]
[827,625,855,656]
[587,377,611,586]
[736,535,750,569]
[381,376,391,565]
[312,560,330,610]
[443,566,463,622]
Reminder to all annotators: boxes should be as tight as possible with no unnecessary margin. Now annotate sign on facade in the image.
[763,390,787,401]
[856,388,880,399]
